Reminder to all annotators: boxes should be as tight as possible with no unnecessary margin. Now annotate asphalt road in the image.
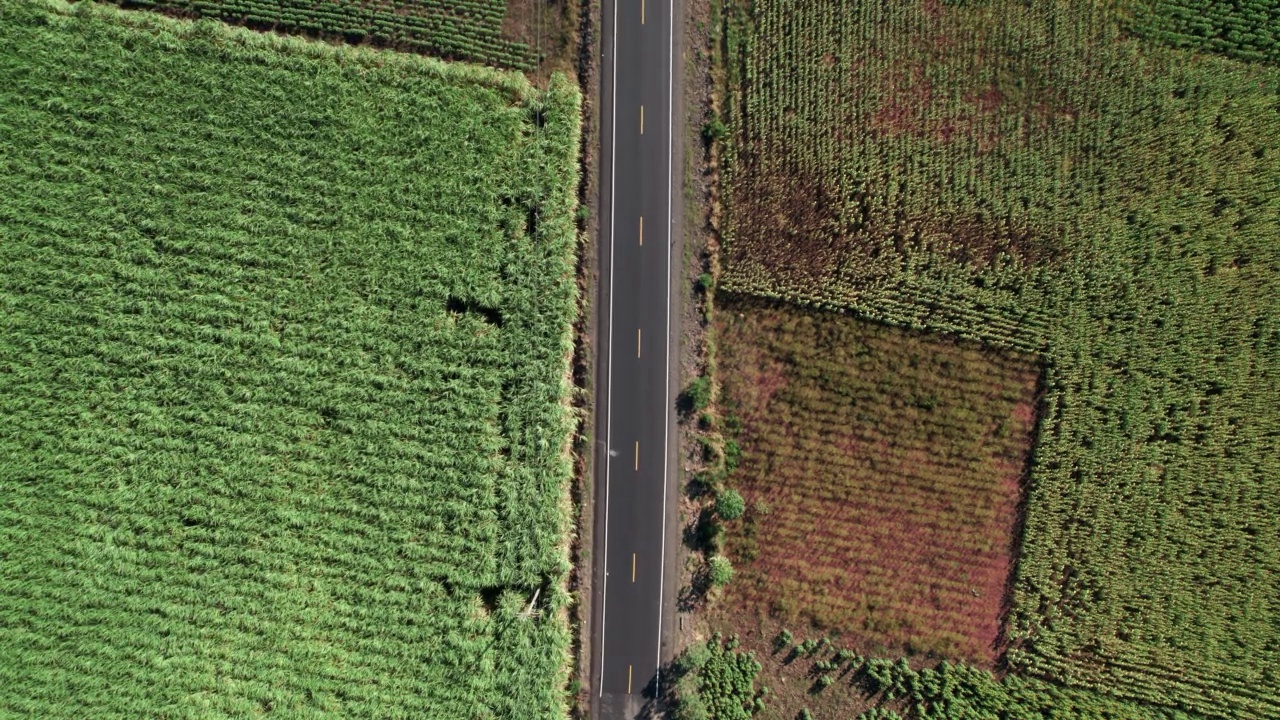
[590,0,682,714]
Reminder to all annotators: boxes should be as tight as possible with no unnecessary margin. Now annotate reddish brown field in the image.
[715,299,1039,666]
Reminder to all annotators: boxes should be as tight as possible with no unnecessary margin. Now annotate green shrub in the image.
[723,439,743,472]
[703,115,729,143]
[716,489,746,520]
[796,638,824,657]
[683,376,713,413]
[699,435,721,463]
[773,629,794,653]
[673,635,764,720]
[708,555,735,587]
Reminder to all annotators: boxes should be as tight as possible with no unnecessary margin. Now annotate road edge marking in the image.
[597,0,620,697]
[655,0,675,695]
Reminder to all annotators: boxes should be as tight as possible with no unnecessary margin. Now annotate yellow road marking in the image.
[637,327,642,357]
[639,215,644,246]
[640,105,645,134]
[627,664,633,694]
[632,553,637,582]
[634,441,639,471]
[641,0,645,24]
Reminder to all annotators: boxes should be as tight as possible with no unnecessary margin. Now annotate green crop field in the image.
[716,0,1280,716]
[1127,0,1280,64]
[0,2,579,717]
[110,0,537,68]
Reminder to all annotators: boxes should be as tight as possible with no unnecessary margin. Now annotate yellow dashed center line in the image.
[632,553,637,582]
[634,441,639,471]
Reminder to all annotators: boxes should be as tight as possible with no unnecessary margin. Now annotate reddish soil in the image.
[714,299,1040,668]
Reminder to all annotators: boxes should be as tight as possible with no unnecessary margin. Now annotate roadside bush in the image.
[716,489,745,520]
[700,436,721,463]
[682,376,713,414]
[703,115,729,144]
[708,555,735,587]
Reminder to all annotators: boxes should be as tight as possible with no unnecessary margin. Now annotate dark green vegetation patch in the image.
[0,2,579,717]
[1127,0,1280,64]
[112,0,536,68]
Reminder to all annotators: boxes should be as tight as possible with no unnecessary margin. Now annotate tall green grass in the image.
[0,2,580,717]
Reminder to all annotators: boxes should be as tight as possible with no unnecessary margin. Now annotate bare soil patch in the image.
[714,298,1040,667]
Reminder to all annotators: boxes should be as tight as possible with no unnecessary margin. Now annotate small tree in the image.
[708,555,734,587]
[716,489,745,520]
